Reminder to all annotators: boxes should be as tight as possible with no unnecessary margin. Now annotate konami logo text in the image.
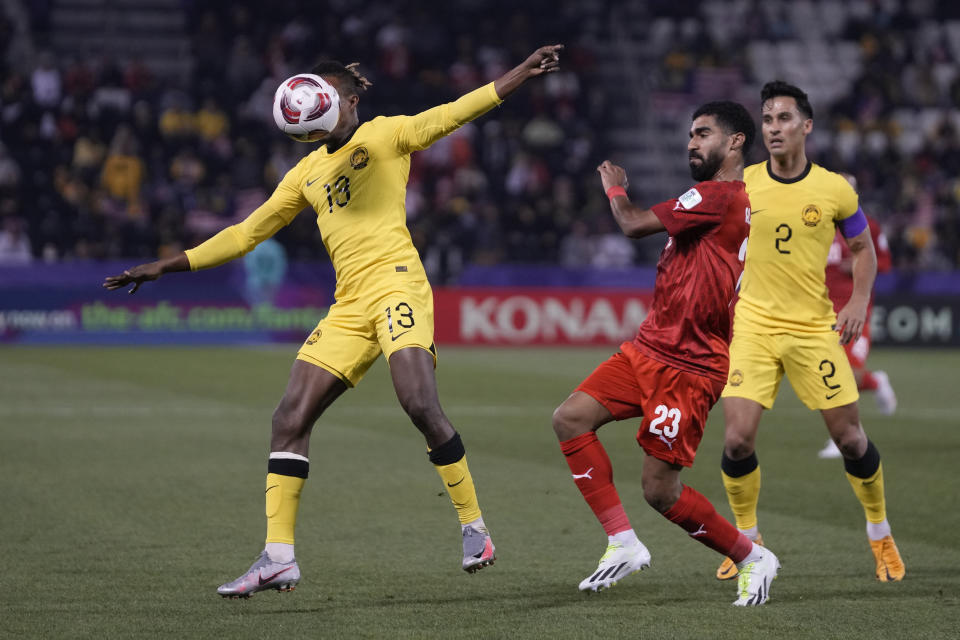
[433,289,653,345]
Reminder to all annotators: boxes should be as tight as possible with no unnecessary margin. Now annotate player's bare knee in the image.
[552,403,589,440]
[723,432,755,460]
[835,426,867,458]
[402,396,448,435]
[271,403,309,441]
[400,395,428,424]
[642,482,676,514]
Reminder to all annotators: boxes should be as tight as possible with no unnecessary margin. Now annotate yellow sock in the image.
[265,472,305,544]
[846,462,886,523]
[434,455,482,524]
[721,466,761,531]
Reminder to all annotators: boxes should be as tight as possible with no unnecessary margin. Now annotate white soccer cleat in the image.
[818,438,842,459]
[733,547,779,606]
[217,551,300,599]
[873,371,897,415]
[462,525,496,573]
[578,540,651,592]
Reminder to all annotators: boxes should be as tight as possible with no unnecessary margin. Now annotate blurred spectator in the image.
[0,217,32,264]
[31,51,61,108]
[0,142,21,188]
[100,125,145,216]
[1,0,956,273]
[559,220,594,268]
[195,98,229,142]
[591,217,636,268]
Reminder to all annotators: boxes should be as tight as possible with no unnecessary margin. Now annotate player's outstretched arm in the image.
[394,44,562,153]
[102,252,190,294]
[835,226,877,345]
[494,44,563,99]
[103,170,307,294]
[597,161,666,238]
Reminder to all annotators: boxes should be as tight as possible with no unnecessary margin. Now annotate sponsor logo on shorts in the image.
[729,369,744,386]
[305,328,322,345]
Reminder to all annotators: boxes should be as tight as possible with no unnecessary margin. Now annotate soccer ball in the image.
[273,74,340,142]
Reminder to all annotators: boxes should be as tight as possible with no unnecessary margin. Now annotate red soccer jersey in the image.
[633,180,751,382]
[825,216,890,312]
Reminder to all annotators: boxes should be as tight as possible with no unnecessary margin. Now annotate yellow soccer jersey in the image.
[185,83,503,299]
[734,161,859,333]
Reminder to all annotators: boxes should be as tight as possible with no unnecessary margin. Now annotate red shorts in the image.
[575,342,725,467]
[843,321,871,370]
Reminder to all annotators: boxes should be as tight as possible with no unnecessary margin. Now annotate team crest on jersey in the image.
[676,188,703,211]
[305,327,322,345]
[350,146,369,170]
[729,369,744,386]
[801,204,822,227]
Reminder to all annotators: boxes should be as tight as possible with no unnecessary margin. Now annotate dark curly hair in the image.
[692,100,757,155]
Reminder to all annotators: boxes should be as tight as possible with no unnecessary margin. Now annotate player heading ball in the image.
[104,44,564,598]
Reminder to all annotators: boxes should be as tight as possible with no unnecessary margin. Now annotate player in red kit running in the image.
[553,101,780,606]
[819,175,895,459]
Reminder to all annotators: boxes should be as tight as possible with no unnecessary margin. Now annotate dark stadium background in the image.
[2,0,958,347]
[2,3,959,638]
[2,0,958,267]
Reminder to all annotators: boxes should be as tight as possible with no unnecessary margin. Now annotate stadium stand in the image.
[0,0,958,274]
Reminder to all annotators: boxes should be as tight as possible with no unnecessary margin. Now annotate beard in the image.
[689,148,724,181]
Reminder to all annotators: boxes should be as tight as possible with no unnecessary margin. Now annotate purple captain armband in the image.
[839,207,868,238]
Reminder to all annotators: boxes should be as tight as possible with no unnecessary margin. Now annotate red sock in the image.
[662,485,752,562]
[559,432,631,536]
[860,371,878,391]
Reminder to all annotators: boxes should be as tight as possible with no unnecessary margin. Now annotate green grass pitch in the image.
[1,346,958,638]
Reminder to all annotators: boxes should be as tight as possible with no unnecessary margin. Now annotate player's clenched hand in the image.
[597,160,628,192]
[522,44,563,76]
[835,297,868,345]
[102,261,164,294]
[495,44,562,98]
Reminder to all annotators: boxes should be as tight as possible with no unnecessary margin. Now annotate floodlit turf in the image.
[2,345,958,638]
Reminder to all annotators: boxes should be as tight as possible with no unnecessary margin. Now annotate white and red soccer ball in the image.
[272,74,340,142]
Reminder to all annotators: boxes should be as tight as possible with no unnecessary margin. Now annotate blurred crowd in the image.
[648,0,960,270]
[1,0,959,274]
[0,1,610,282]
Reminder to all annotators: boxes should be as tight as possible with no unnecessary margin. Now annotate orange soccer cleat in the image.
[870,535,905,582]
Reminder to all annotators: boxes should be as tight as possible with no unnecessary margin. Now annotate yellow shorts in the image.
[297,278,436,386]
[721,329,859,410]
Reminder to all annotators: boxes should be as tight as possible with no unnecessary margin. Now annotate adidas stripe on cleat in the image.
[217,551,300,599]
[578,540,651,592]
[732,547,779,606]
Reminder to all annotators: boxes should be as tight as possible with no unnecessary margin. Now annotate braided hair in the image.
[310,60,373,96]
